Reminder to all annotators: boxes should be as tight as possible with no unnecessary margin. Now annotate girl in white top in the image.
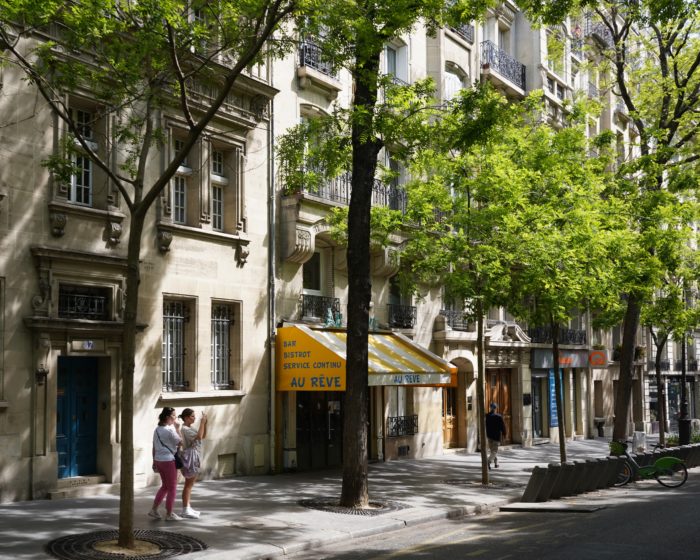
[178,408,208,519]
[149,407,182,521]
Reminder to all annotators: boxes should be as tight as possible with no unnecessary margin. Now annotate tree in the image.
[0,0,314,548]
[308,0,496,508]
[403,87,618,465]
[520,0,700,443]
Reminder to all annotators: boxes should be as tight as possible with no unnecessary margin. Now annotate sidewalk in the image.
[0,439,613,560]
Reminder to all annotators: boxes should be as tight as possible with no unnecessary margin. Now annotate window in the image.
[211,303,234,388]
[69,109,95,207]
[386,46,397,76]
[164,132,244,236]
[444,69,464,102]
[162,299,194,392]
[384,40,408,84]
[303,252,322,294]
[58,284,111,320]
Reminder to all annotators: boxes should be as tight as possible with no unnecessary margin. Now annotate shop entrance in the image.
[442,387,458,448]
[486,368,512,443]
[531,375,546,438]
[296,391,344,470]
[57,357,99,478]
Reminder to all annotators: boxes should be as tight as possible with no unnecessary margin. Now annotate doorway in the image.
[486,368,512,443]
[56,357,99,478]
[296,391,344,470]
[442,387,458,448]
[532,376,545,438]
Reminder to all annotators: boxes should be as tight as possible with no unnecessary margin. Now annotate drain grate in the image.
[46,529,208,560]
[299,497,407,516]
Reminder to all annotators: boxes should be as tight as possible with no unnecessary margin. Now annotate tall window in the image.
[70,109,94,206]
[172,138,191,224]
[211,304,234,388]
[211,149,227,231]
[303,252,322,294]
[162,300,188,391]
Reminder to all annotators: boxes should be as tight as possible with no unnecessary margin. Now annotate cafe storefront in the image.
[275,324,457,470]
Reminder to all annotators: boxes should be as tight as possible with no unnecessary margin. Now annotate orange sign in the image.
[276,327,346,391]
[589,350,607,367]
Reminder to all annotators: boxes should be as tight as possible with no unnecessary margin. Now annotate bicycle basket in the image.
[609,440,627,455]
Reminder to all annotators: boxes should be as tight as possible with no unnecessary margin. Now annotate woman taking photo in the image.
[179,408,208,519]
[149,406,182,521]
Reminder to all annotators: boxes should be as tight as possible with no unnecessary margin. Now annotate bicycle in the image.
[610,440,688,488]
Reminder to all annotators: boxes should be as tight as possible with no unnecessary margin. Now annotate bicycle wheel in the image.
[614,461,633,486]
[655,462,688,488]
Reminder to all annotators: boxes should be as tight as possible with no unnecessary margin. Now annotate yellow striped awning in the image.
[276,325,457,391]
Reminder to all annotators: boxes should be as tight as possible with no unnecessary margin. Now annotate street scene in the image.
[1,1,700,559]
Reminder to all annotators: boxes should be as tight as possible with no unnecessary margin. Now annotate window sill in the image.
[49,200,126,222]
[159,389,246,402]
[0,401,9,409]
[156,222,250,264]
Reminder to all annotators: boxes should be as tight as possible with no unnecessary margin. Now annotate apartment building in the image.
[1,2,678,503]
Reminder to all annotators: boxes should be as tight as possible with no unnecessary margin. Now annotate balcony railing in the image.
[452,23,474,44]
[299,169,407,214]
[674,359,698,372]
[570,37,583,58]
[528,327,587,345]
[648,360,670,371]
[302,294,340,321]
[387,414,419,437]
[440,309,472,331]
[584,14,613,47]
[387,304,417,329]
[299,40,334,77]
[481,40,526,91]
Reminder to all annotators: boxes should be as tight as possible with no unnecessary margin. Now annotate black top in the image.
[485,411,506,441]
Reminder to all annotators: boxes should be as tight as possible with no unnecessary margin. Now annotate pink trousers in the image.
[153,460,178,513]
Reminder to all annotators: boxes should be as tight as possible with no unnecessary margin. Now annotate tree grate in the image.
[46,529,208,560]
[298,497,407,516]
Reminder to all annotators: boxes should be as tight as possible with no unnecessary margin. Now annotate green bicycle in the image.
[611,440,688,488]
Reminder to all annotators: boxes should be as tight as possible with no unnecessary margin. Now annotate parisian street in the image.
[290,476,700,560]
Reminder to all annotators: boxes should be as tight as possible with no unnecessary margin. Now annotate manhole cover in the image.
[46,529,207,560]
[299,497,407,516]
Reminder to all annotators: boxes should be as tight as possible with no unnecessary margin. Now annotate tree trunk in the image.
[117,208,145,548]
[340,47,381,508]
[612,293,641,442]
[551,321,566,463]
[654,336,667,446]
[476,302,488,484]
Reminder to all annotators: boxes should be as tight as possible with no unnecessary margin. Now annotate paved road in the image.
[289,476,699,560]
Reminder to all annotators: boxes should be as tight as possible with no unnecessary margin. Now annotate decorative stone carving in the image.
[31,270,51,316]
[49,211,67,237]
[371,247,400,277]
[250,95,269,121]
[284,226,315,264]
[106,220,123,245]
[236,241,250,266]
[157,228,173,253]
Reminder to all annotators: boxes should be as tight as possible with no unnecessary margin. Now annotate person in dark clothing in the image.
[485,402,506,469]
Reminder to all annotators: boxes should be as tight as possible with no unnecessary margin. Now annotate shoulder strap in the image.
[156,428,175,455]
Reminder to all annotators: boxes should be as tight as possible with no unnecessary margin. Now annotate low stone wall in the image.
[520,443,700,503]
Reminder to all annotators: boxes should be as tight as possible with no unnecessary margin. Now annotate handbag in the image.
[156,429,183,470]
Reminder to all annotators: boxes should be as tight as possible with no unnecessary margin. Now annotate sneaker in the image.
[148,508,161,520]
[181,507,200,519]
[165,512,183,521]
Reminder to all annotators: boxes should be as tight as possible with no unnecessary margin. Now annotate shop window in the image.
[162,298,196,392]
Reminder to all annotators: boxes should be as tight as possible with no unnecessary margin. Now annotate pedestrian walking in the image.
[179,408,208,519]
[149,406,183,521]
[485,402,506,469]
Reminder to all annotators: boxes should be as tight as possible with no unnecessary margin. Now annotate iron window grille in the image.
[58,285,110,320]
[162,300,188,392]
[387,304,417,329]
[211,304,234,389]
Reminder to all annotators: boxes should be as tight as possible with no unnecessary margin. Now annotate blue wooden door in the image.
[57,357,98,478]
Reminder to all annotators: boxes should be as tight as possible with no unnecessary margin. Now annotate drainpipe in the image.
[267,92,277,473]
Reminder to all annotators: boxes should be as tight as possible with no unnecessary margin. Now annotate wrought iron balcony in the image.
[570,37,583,58]
[648,360,670,371]
[439,309,472,331]
[387,414,419,437]
[584,14,613,48]
[299,40,334,77]
[301,294,340,321]
[480,40,526,91]
[452,23,474,44]
[387,304,417,329]
[298,168,407,214]
[674,359,698,372]
[527,327,587,345]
